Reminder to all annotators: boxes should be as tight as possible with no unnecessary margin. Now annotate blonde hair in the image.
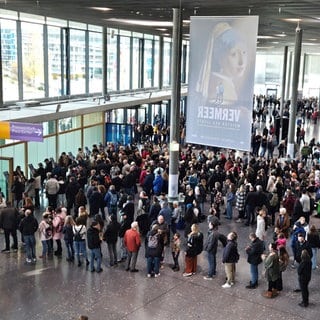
[64,215,75,226]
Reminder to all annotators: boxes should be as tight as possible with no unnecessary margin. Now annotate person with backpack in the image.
[183,223,203,277]
[52,207,66,257]
[73,216,89,268]
[145,224,163,277]
[104,185,118,217]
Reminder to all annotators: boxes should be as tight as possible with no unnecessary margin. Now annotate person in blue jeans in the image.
[145,224,163,277]
[19,209,38,264]
[62,215,75,262]
[245,233,264,288]
[203,221,220,280]
[87,221,102,273]
[73,218,89,267]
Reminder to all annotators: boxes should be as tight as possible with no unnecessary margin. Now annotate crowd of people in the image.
[0,103,320,308]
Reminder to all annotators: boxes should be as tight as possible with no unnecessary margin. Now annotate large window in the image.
[69,29,86,95]
[1,19,19,101]
[21,21,45,99]
[153,37,160,88]
[88,31,103,93]
[119,36,131,90]
[163,40,171,86]
[132,37,141,89]
[48,26,62,97]
[144,39,153,87]
[107,29,118,91]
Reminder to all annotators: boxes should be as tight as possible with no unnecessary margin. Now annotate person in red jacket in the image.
[124,221,141,272]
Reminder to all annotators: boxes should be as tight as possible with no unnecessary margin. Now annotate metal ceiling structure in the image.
[1,0,320,52]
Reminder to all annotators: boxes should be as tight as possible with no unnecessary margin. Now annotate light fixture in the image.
[89,7,112,12]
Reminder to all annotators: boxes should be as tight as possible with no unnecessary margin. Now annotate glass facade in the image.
[21,21,45,99]
[1,19,18,101]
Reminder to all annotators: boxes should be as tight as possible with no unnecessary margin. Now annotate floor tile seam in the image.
[117,281,186,320]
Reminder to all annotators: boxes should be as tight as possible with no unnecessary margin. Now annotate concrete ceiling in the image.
[1,0,320,53]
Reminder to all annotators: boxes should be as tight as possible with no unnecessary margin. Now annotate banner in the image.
[186,16,259,151]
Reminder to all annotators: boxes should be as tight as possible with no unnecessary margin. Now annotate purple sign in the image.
[10,122,43,142]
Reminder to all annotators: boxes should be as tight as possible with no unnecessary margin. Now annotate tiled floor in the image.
[1,113,319,320]
[1,204,320,320]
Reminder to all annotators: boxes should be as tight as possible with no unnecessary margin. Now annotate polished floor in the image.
[1,203,320,320]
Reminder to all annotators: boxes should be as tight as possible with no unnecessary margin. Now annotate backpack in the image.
[148,233,159,249]
[74,225,83,242]
[270,193,278,207]
[110,192,118,206]
[55,216,64,233]
[194,232,204,255]
[45,226,52,239]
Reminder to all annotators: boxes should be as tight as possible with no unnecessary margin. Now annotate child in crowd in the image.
[275,232,286,250]
[63,215,76,262]
[38,212,52,259]
[171,232,181,271]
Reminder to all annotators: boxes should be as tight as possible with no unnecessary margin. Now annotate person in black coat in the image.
[145,224,164,277]
[19,209,38,263]
[0,202,20,252]
[88,187,104,218]
[245,233,264,288]
[118,213,131,261]
[104,214,120,266]
[222,232,240,288]
[142,169,154,198]
[121,196,135,224]
[203,221,221,279]
[87,221,102,273]
[297,249,312,307]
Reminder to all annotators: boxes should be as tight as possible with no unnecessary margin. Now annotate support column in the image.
[285,52,292,101]
[279,46,288,140]
[168,8,182,202]
[102,28,108,96]
[287,27,302,158]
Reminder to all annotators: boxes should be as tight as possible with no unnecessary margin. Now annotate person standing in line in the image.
[118,212,131,262]
[277,246,289,292]
[0,202,19,252]
[19,209,38,264]
[221,231,240,288]
[145,224,163,278]
[183,223,204,277]
[103,214,121,267]
[73,217,89,268]
[45,173,60,209]
[307,224,320,270]
[245,233,264,289]
[124,221,141,272]
[62,215,75,262]
[203,221,220,280]
[255,209,267,242]
[87,221,103,273]
[171,232,181,272]
[262,243,279,298]
[297,249,312,307]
